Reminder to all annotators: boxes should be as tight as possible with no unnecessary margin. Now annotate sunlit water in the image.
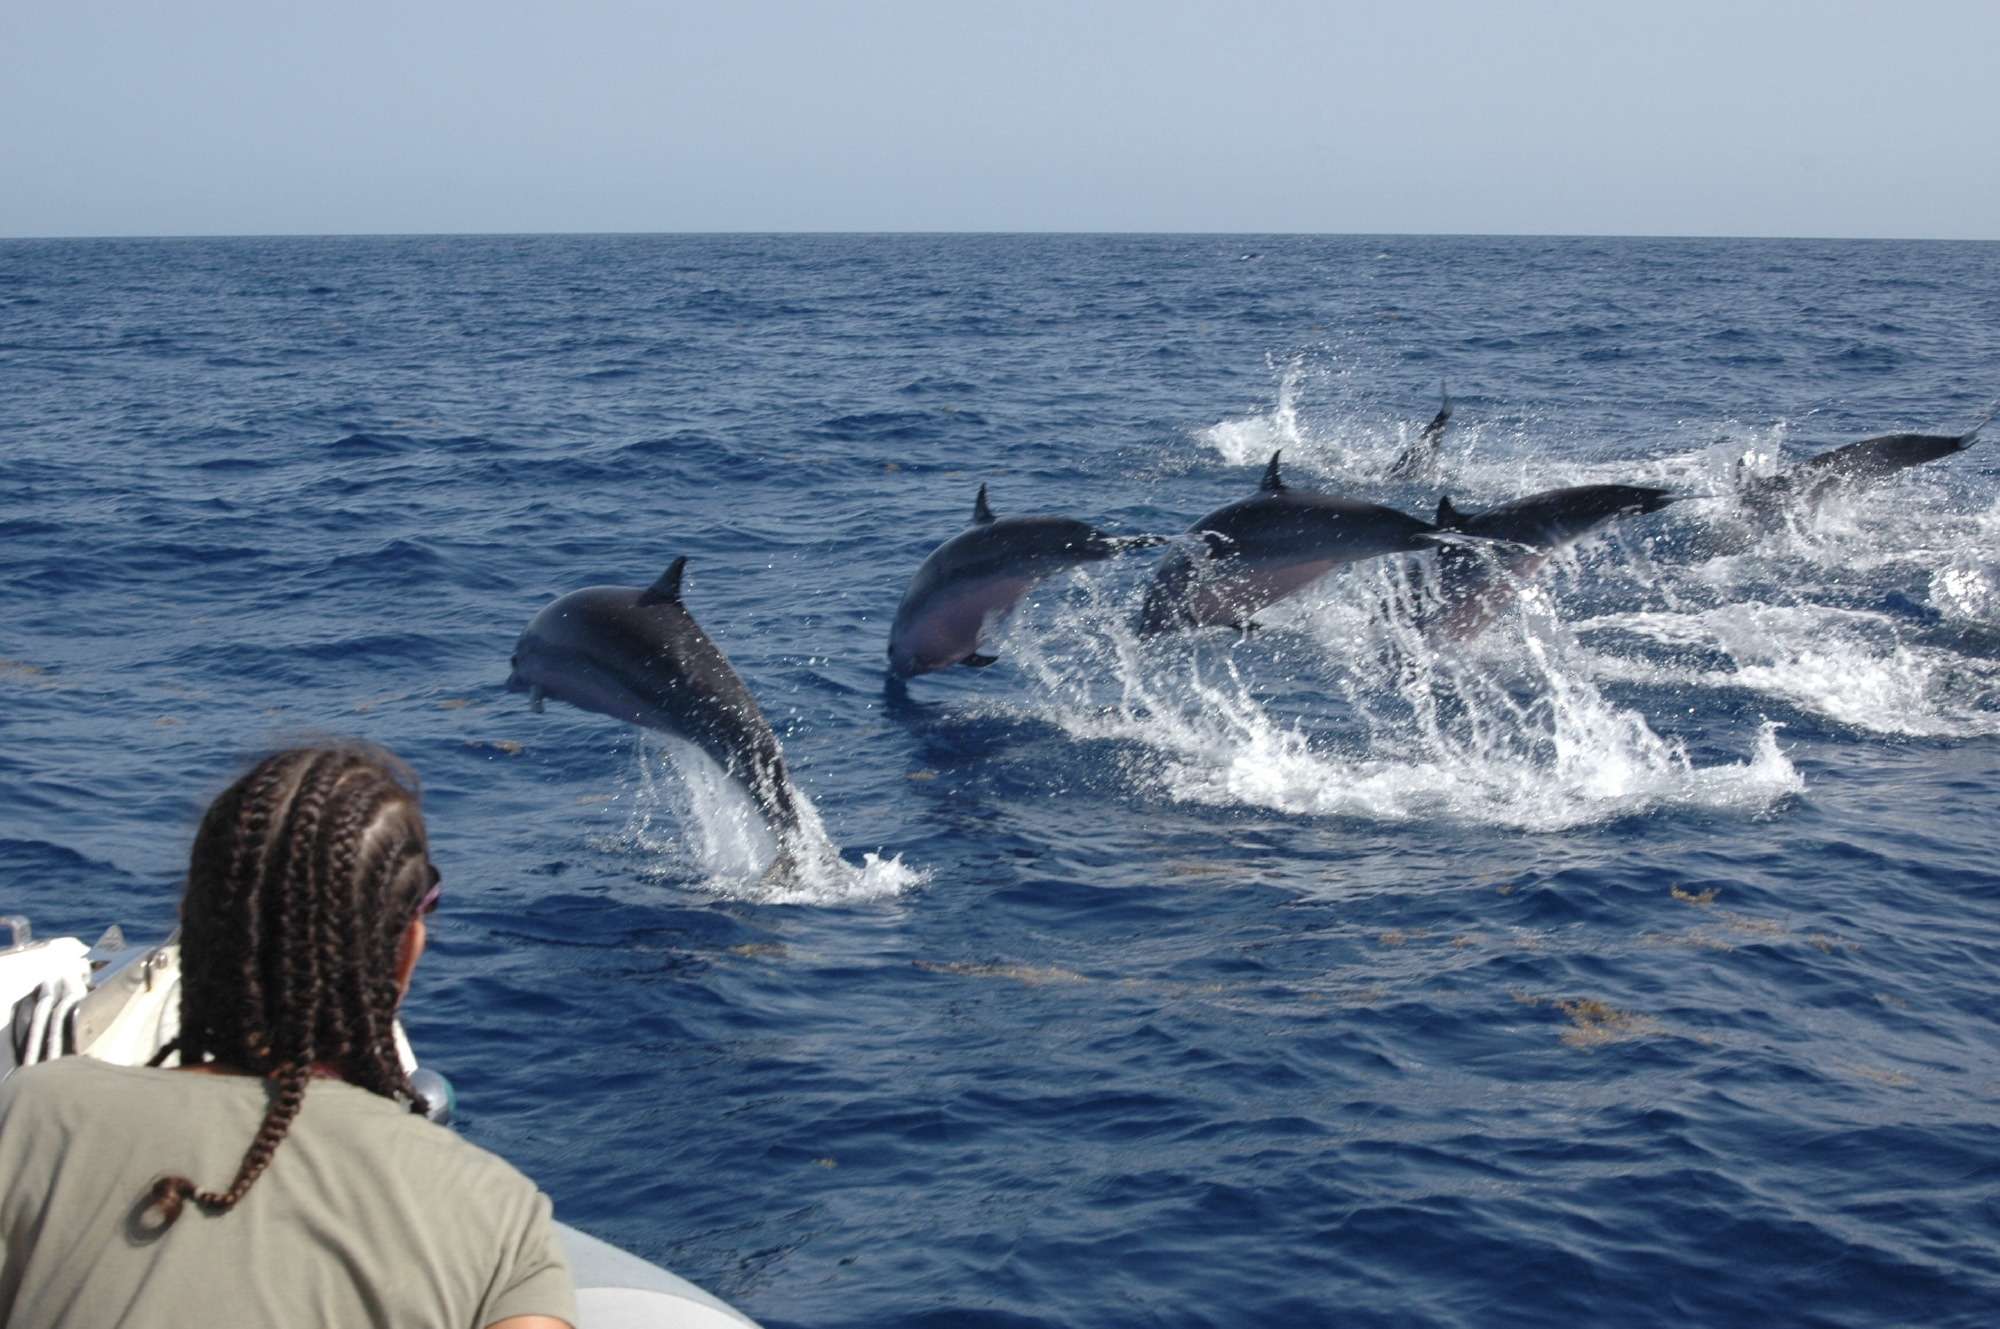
[3,234,1998,1328]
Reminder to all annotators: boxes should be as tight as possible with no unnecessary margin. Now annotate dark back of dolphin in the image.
[1421,484,1677,640]
[889,483,1164,676]
[1436,483,1678,547]
[509,557,802,835]
[1741,411,1987,515]
[1136,450,1437,635]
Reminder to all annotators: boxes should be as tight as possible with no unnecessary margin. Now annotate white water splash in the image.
[1201,351,1312,466]
[1929,499,2000,624]
[1005,567,1801,832]
[619,734,925,904]
[1580,603,2000,738]
[1196,351,1488,482]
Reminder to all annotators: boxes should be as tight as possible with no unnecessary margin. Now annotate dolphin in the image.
[887,484,1164,677]
[1737,411,1988,519]
[1419,484,1678,640]
[1385,381,1454,481]
[1134,450,1439,635]
[508,557,804,841]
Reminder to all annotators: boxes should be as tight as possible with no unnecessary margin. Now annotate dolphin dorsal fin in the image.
[1436,496,1464,528]
[973,483,996,525]
[639,556,687,606]
[1260,451,1286,493]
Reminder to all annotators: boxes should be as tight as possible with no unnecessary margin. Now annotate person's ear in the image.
[393,916,426,1003]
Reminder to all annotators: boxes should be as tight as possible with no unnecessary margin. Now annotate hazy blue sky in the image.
[4,1,1994,238]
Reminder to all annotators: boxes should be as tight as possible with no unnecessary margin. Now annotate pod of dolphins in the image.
[506,397,1988,868]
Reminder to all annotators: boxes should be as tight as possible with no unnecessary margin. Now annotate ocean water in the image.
[3,233,1998,1327]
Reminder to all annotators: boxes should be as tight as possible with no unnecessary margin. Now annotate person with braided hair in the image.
[0,743,576,1329]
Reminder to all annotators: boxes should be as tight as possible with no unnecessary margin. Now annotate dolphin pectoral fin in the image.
[528,684,546,713]
[963,653,1000,668]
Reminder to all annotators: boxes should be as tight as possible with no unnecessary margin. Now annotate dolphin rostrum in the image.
[508,557,804,840]
[1134,450,1439,635]
[1419,484,1678,640]
[1737,411,1988,519]
[1385,381,1454,481]
[887,484,1164,677]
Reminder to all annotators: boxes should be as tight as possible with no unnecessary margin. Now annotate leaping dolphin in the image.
[1385,381,1454,481]
[1134,450,1439,635]
[508,557,804,842]
[887,484,1164,678]
[1419,484,1678,640]
[1737,411,1988,519]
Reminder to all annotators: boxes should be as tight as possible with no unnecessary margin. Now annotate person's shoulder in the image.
[310,1082,546,1199]
[0,1057,172,1143]
[1,1055,149,1110]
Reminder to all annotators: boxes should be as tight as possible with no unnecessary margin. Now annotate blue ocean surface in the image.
[3,234,1998,1327]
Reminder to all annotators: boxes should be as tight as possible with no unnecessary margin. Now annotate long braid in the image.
[190,758,294,1066]
[142,744,432,1233]
[312,781,382,1060]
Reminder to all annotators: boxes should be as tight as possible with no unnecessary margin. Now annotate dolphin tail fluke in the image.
[1423,381,1453,441]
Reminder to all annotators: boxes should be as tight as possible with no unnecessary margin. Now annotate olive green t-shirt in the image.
[0,1057,576,1329]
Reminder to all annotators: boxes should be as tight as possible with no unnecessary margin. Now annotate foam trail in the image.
[1580,604,2000,739]
[622,734,924,903]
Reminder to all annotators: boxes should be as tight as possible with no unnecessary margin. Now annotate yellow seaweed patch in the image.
[437,698,474,710]
[1162,860,1232,877]
[1555,998,1667,1050]
[1671,886,1719,906]
[914,959,1088,986]
[906,769,939,782]
[728,943,788,959]
[1848,1065,1915,1088]
[0,660,60,688]
[465,739,523,755]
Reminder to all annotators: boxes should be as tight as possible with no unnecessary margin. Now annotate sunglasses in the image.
[418,862,442,917]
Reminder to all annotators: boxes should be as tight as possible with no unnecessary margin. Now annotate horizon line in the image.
[4,227,1997,245]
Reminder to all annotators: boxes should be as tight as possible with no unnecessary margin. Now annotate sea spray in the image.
[620,733,925,903]
[1006,562,1801,832]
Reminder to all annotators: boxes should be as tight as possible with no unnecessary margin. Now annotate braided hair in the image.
[140,743,435,1231]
